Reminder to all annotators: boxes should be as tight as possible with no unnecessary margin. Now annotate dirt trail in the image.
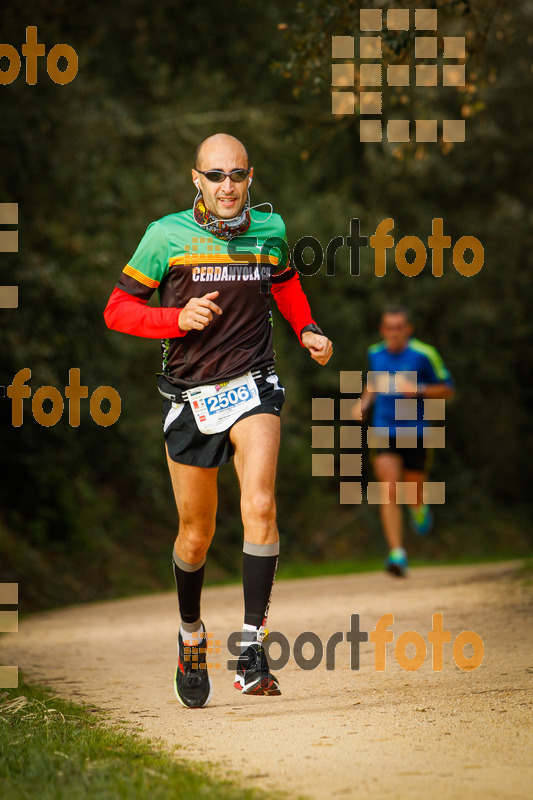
[2,562,532,800]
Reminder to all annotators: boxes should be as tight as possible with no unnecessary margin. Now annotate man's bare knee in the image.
[241,491,276,527]
[177,521,215,562]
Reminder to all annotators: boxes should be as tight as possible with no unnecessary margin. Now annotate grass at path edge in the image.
[0,676,286,800]
[269,552,531,581]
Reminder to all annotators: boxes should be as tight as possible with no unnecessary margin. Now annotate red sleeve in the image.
[270,269,316,345]
[103,287,187,339]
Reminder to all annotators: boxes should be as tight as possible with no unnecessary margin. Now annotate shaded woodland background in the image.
[1,0,532,610]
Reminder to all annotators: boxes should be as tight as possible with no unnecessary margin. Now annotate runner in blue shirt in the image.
[353,307,454,576]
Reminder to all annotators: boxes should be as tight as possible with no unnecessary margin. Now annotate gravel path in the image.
[2,561,532,799]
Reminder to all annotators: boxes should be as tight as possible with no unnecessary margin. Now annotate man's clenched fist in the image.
[301,331,333,366]
[178,291,223,332]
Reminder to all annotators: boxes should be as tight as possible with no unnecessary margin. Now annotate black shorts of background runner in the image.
[374,433,433,473]
[162,375,285,469]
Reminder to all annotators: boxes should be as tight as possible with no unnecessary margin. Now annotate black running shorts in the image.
[162,374,285,469]
[375,433,432,473]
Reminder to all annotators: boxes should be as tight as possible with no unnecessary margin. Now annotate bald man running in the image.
[104,133,332,708]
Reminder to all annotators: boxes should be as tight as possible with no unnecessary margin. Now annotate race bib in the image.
[188,372,260,435]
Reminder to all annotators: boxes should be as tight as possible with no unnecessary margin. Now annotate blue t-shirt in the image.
[368,338,453,436]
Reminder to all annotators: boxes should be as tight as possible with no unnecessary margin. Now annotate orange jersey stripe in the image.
[169,253,281,267]
[123,264,160,288]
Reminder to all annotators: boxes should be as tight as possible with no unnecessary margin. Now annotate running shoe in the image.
[234,641,281,695]
[174,625,213,709]
[385,547,408,578]
[409,504,434,536]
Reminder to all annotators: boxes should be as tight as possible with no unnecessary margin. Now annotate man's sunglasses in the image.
[195,168,251,183]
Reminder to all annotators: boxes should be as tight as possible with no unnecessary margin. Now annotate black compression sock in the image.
[172,547,205,625]
[242,541,279,628]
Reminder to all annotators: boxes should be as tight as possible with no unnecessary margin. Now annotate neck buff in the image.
[193,192,251,240]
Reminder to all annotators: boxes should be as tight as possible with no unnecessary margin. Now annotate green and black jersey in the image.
[116,210,291,389]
